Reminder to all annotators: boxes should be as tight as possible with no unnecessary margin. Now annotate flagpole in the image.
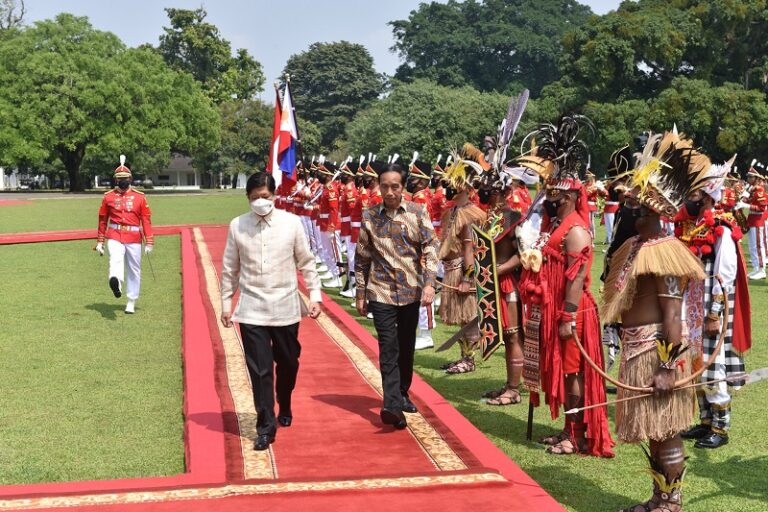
[283,73,305,165]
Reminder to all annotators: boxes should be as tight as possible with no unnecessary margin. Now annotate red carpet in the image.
[0,226,564,512]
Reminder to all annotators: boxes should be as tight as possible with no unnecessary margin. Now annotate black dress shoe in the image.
[380,408,407,429]
[681,424,711,440]
[109,277,122,298]
[278,415,292,427]
[695,432,729,449]
[254,433,275,451]
[402,396,418,414]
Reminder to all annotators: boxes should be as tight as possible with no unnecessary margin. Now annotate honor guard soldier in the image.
[95,155,153,314]
[316,161,343,288]
[741,165,768,278]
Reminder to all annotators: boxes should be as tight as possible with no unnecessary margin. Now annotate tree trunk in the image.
[59,144,86,192]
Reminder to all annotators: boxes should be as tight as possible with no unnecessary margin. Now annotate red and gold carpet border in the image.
[0,472,505,510]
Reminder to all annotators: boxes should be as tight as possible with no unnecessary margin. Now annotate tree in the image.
[282,41,384,151]
[0,0,24,31]
[343,79,508,161]
[0,14,219,191]
[390,0,593,96]
[158,7,265,103]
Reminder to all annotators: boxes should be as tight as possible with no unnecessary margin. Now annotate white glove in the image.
[735,201,750,212]
[145,245,153,255]
[95,242,104,256]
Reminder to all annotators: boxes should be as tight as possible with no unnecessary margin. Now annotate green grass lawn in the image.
[0,237,183,484]
[1,193,765,509]
[0,189,247,234]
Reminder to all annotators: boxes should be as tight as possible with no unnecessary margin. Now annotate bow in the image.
[571,275,729,393]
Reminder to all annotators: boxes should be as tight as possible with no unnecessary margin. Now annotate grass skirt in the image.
[616,323,695,443]
[439,258,477,326]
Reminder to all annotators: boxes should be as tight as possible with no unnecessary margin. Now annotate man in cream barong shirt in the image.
[220,172,322,451]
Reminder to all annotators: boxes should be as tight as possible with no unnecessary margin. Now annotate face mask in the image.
[684,199,704,217]
[354,176,363,188]
[363,177,373,188]
[405,181,417,193]
[250,198,274,217]
[430,177,440,189]
[620,205,642,219]
[445,187,457,201]
[478,188,493,205]
[543,198,562,218]
[117,180,130,190]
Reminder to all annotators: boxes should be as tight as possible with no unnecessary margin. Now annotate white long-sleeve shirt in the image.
[712,225,737,298]
[220,207,321,326]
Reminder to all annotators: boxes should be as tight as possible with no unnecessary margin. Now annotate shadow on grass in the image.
[525,464,636,512]
[688,451,768,505]
[85,302,125,320]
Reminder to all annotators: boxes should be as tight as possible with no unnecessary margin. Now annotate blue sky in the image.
[24,0,621,100]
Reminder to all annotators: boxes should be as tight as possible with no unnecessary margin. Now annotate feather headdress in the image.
[443,146,486,190]
[630,131,713,217]
[480,90,530,190]
[517,114,593,191]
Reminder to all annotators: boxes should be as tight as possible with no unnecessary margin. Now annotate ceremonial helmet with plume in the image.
[114,155,131,179]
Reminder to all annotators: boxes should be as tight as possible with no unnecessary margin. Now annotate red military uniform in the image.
[431,185,446,236]
[747,184,768,228]
[340,180,357,237]
[410,187,433,218]
[717,187,736,212]
[97,188,153,245]
[319,182,339,232]
[351,185,368,243]
[586,184,606,213]
[309,179,322,223]
[368,186,382,208]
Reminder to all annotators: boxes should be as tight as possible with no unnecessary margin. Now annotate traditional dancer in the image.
[438,147,488,374]
[516,116,614,457]
[602,131,707,511]
[95,156,154,314]
[478,175,525,405]
[676,156,751,449]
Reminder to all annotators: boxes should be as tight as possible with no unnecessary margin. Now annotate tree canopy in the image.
[344,79,508,161]
[0,14,219,191]
[283,41,384,152]
[158,7,265,103]
[390,0,593,96]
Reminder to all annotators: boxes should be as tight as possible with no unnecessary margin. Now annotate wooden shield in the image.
[471,225,504,361]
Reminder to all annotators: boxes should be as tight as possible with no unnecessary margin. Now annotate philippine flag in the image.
[274,82,299,187]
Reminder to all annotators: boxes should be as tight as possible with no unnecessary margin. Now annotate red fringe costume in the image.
[521,205,615,458]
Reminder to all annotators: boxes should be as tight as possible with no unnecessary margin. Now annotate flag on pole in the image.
[274,82,299,187]
[266,87,282,175]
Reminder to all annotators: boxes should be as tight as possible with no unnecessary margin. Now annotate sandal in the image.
[486,388,522,406]
[439,358,462,370]
[538,431,568,446]
[546,438,587,455]
[482,385,509,399]
[445,357,475,374]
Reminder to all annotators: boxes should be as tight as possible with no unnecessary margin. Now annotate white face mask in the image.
[250,198,274,217]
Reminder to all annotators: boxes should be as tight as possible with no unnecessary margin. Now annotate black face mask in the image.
[405,181,417,194]
[317,175,328,185]
[478,188,493,205]
[684,199,704,217]
[430,177,440,189]
[445,187,457,201]
[620,205,642,219]
[543,198,562,218]
[354,176,363,188]
[363,177,373,188]
[117,179,130,190]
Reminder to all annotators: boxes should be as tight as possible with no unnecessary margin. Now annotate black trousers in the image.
[239,323,301,436]
[368,301,420,411]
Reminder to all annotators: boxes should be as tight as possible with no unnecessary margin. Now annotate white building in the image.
[144,154,200,189]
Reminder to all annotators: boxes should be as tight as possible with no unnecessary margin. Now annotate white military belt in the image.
[351,222,361,228]
[605,201,619,206]
[341,216,351,222]
[109,223,140,232]
[319,214,330,219]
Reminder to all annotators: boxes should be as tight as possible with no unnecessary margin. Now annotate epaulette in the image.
[131,189,145,195]
[104,190,112,195]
